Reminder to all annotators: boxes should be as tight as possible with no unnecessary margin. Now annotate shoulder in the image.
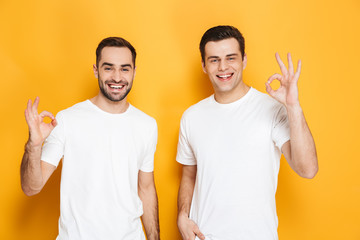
[128,105,157,128]
[250,88,284,111]
[55,100,90,119]
[251,88,277,104]
[181,95,214,121]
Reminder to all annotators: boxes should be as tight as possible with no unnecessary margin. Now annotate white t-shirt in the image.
[41,100,158,240]
[176,88,290,240]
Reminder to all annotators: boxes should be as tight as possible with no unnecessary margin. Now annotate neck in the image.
[214,82,250,104]
[90,93,129,114]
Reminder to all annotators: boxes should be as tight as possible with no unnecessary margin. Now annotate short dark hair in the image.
[96,37,136,67]
[199,25,245,62]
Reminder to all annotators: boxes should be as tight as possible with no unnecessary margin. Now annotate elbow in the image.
[21,184,42,196]
[299,165,318,179]
[294,153,318,179]
[22,189,40,197]
[301,169,318,179]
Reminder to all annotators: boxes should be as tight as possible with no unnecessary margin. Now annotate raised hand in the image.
[265,53,301,107]
[24,97,57,147]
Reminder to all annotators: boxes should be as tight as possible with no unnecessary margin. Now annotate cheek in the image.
[101,72,112,79]
[208,67,218,75]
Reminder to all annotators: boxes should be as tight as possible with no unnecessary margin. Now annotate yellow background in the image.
[1,0,359,239]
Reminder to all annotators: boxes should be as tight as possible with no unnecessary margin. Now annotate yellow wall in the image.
[1,0,359,239]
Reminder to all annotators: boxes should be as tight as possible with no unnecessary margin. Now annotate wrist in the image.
[285,102,302,112]
[25,140,43,152]
[177,211,190,224]
[179,209,189,217]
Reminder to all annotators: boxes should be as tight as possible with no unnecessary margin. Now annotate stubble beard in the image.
[98,77,133,102]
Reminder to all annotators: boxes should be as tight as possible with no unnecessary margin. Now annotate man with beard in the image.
[176,26,318,240]
[21,37,160,240]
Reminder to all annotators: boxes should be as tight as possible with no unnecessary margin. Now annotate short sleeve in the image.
[272,105,290,152]
[140,119,158,172]
[41,112,65,167]
[176,114,196,165]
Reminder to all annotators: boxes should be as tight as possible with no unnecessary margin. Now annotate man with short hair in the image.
[21,37,160,240]
[177,25,318,240]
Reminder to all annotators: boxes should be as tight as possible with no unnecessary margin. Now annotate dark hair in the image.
[96,37,136,67]
[199,25,245,62]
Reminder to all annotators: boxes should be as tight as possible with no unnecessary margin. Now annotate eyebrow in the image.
[101,62,113,67]
[207,56,219,60]
[120,64,133,68]
[101,62,133,68]
[206,53,238,60]
[226,53,238,57]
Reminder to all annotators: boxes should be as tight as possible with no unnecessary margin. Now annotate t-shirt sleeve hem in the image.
[176,157,197,166]
[41,157,59,167]
[277,137,290,153]
[139,166,154,172]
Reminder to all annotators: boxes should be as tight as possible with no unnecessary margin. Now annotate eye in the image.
[122,68,130,72]
[210,59,218,63]
[104,67,111,71]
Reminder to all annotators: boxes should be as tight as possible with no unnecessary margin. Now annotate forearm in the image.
[178,179,194,218]
[178,166,196,218]
[139,185,160,240]
[20,141,44,196]
[287,104,318,178]
[177,165,205,239]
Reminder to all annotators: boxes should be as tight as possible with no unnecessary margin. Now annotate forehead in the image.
[204,38,241,58]
[99,46,133,66]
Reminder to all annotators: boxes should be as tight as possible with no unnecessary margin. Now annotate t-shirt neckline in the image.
[211,87,254,107]
[86,99,132,116]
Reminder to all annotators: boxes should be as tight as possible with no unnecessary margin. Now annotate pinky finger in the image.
[24,109,30,123]
[295,60,302,78]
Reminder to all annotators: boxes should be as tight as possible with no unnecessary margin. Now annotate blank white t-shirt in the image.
[41,100,157,240]
[176,88,290,240]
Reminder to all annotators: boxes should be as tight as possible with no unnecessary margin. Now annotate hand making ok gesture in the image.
[265,53,301,108]
[24,97,57,147]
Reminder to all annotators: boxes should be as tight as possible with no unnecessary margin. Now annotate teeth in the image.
[110,85,124,89]
[218,74,232,78]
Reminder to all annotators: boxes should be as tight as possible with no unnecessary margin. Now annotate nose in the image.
[218,60,229,71]
[113,69,122,82]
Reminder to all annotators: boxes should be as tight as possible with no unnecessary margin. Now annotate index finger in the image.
[275,53,287,75]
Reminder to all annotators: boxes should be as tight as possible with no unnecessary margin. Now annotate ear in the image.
[242,54,247,70]
[133,66,136,78]
[201,61,207,74]
[93,64,98,78]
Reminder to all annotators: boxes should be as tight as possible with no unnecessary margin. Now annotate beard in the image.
[98,76,133,102]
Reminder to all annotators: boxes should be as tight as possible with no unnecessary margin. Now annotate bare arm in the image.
[177,165,205,240]
[138,171,160,240]
[266,53,318,179]
[281,107,318,178]
[21,97,58,196]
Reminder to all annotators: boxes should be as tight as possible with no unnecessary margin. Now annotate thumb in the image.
[265,82,275,98]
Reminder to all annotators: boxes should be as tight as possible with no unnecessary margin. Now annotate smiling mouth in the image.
[109,84,125,89]
[216,73,234,81]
